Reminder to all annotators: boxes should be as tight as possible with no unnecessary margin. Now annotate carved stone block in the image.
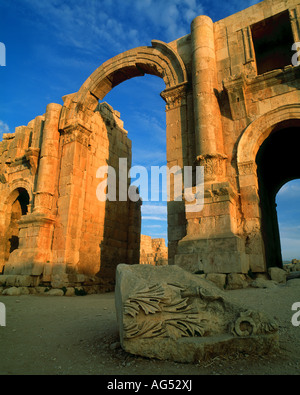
[115,264,279,363]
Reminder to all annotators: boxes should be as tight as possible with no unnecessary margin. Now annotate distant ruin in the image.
[139,235,168,266]
[0,0,300,288]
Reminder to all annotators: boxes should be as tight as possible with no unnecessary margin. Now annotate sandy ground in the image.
[0,278,299,376]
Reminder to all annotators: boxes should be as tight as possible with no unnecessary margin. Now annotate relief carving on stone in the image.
[121,278,278,343]
[123,283,205,340]
[238,161,257,176]
[61,123,91,147]
[197,153,227,181]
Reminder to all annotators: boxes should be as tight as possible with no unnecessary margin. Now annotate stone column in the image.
[173,17,249,275]
[33,103,62,214]
[191,15,226,181]
[161,82,189,265]
[237,161,266,272]
[51,123,90,277]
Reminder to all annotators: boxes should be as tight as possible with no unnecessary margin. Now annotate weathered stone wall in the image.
[169,0,300,275]
[0,119,41,273]
[0,101,141,287]
[1,0,299,288]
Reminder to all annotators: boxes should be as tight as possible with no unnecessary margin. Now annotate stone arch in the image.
[236,104,300,270]
[1,180,32,228]
[3,180,32,208]
[0,183,32,272]
[56,40,190,271]
[75,40,187,111]
[237,103,300,168]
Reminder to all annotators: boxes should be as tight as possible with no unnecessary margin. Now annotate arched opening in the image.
[4,188,30,264]
[60,41,188,276]
[256,124,300,268]
[276,179,300,264]
[69,41,188,115]
[104,74,168,263]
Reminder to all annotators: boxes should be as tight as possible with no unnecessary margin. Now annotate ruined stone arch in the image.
[60,40,189,129]
[3,180,32,208]
[0,183,32,271]
[237,104,300,269]
[0,180,32,228]
[237,103,300,170]
[55,39,191,271]
[75,40,187,109]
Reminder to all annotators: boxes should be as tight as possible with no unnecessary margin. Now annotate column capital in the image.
[197,153,228,182]
[160,82,189,110]
[61,122,92,147]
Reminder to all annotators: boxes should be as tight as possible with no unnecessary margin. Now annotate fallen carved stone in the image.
[115,264,279,363]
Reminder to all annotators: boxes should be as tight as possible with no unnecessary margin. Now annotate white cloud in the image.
[0,120,9,134]
[131,148,167,168]
[132,111,166,143]
[21,0,205,59]
[142,204,167,215]
[142,216,167,221]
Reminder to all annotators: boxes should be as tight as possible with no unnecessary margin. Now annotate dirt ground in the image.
[0,278,299,376]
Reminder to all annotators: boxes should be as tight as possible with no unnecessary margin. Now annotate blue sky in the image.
[277,180,300,261]
[0,0,299,260]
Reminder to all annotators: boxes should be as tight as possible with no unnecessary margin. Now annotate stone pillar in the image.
[173,17,249,275]
[161,82,189,265]
[191,15,226,181]
[34,103,62,215]
[238,161,266,272]
[51,123,90,276]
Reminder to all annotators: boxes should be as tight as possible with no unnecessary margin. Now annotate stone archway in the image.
[0,186,31,273]
[51,40,190,277]
[237,104,300,270]
[61,40,188,117]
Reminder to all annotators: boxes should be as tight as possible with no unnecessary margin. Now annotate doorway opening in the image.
[256,123,300,268]
[276,179,300,264]
[103,74,168,264]
[5,188,30,262]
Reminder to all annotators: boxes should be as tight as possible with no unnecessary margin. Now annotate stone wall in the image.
[1,0,300,288]
[168,0,300,274]
[0,101,141,288]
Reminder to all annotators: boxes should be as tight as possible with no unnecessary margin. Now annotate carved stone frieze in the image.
[116,264,279,363]
[123,283,205,340]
